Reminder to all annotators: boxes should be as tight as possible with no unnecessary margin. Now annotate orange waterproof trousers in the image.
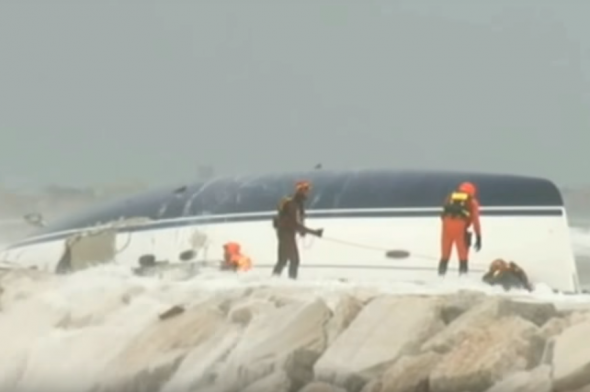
[440,217,469,261]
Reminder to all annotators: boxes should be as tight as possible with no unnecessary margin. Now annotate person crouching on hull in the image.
[482,259,533,292]
[439,182,482,276]
[271,180,323,280]
[220,242,252,272]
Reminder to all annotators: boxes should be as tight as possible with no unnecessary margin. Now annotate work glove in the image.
[474,235,482,251]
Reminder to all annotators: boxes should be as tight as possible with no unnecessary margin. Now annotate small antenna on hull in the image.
[23,212,47,228]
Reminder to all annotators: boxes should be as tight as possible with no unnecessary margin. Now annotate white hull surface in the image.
[0,170,581,293]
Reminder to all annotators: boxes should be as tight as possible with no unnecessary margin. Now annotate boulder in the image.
[242,371,292,392]
[212,288,256,316]
[566,385,590,392]
[215,298,331,392]
[567,310,590,326]
[324,294,364,345]
[11,326,139,392]
[552,319,590,391]
[227,299,276,325]
[539,316,571,340]
[483,365,552,392]
[57,285,146,329]
[299,381,347,392]
[380,351,442,392]
[284,349,324,392]
[248,286,310,307]
[439,290,487,324]
[358,379,382,392]
[429,316,544,392]
[422,297,556,354]
[160,326,242,392]
[506,298,559,326]
[314,296,445,391]
[97,304,230,392]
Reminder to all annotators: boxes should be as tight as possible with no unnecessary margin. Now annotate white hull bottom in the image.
[0,208,582,293]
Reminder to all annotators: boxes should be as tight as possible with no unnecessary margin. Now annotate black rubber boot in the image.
[288,261,299,280]
[438,260,449,276]
[459,260,468,275]
[272,259,287,277]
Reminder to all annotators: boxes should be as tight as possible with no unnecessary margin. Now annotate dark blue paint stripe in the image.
[6,207,563,250]
[123,208,563,233]
[218,209,561,220]
[194,209,563,222]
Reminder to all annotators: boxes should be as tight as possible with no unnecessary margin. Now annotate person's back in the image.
[482,259,533,291]
[274,196,305,233]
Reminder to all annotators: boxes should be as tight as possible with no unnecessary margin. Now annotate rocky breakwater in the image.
[2,271,590,392]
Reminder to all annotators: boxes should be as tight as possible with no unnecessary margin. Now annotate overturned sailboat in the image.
[0,169,581,293]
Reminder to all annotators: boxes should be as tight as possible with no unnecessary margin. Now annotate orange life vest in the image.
[230,254,252,271]
[222,241,252,272]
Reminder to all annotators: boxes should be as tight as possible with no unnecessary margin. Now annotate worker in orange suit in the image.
[220,242,252,272]
[438,181,482,276]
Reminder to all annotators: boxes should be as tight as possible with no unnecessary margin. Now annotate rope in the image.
[300,234,316,249]
[317,235,439,261]
[320,236,389,252]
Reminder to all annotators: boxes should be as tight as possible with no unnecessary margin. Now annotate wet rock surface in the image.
[1,269,590,392]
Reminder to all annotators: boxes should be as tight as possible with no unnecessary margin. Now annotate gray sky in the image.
[0,0,588,188]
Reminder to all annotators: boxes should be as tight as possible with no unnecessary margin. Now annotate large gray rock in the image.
[160,325,242,392]
[358,379,382,392]
[540,316,571,340]
[552,319,590,391]
[227,299,276,325]
[567,310,590,326]
[439,290,487,324]
[380,351,441,392]
[429,316,544,392]
[241,371,292,392]
[283,349,325,392]
[483,365,552,392]
[324,294,364,346]
[423,297,556,354]
[506,298,559,326]
[314,296,445,391]
[97,303,230,392]
[215,298,331,392]
[299,381,347,392]
[248,286,311,307]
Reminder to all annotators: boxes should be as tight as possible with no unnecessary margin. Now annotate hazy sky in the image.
[0,0,588,187]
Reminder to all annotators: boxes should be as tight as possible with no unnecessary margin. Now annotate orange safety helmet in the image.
[490,258,507,271]
[458,182,477,197]
[295,180,312,193]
